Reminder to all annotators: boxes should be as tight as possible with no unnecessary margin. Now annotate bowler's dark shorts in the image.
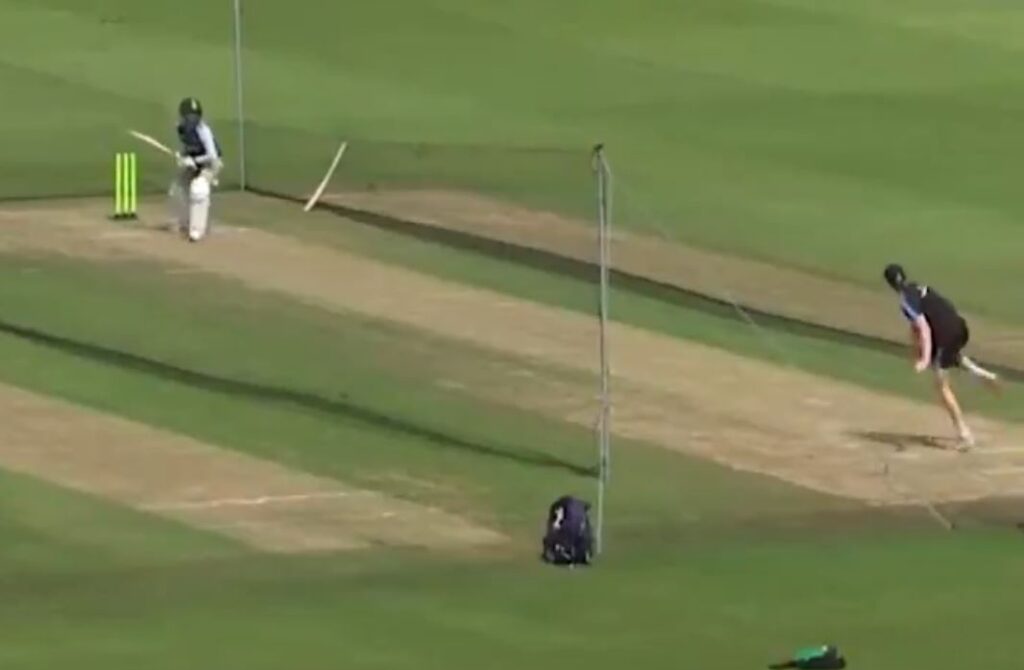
[933,318,969,370]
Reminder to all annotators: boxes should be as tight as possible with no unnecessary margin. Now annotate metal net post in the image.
[593,144,612,555]
[232,0,247,190]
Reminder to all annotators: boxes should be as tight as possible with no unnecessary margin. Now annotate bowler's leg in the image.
[961,355,1001,394]
[934,370,973,449]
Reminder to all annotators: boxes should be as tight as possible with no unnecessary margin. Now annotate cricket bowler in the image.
[883,263,1000,449]
[170,97,222,242]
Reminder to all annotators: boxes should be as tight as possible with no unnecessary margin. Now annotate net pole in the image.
[232,0,247,190]
[593,144,612,555]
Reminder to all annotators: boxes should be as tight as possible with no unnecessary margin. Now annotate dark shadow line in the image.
[0,319,594,479]
[249,186,1024,383]
[0,185,241,206]
[848,430,955,453]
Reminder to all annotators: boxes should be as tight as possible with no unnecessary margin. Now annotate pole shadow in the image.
[0,318,596,479]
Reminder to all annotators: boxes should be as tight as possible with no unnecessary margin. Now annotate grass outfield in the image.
[221,194,1022,424]
[0,249,844,535]
[0,243,1019,669]
[2,0,1023,667]
[2,530,1023,669]
[3,0,1024,320]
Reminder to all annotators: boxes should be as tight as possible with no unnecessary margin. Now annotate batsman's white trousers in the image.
[169,165,218,241]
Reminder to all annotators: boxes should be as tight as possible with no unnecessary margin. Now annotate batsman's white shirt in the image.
[193,122,221,170]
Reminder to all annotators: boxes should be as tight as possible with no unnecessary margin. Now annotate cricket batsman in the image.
[883,263,1000,449]
[170,97,222,242]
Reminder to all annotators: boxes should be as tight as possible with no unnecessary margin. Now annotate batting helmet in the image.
[178,97,203,119]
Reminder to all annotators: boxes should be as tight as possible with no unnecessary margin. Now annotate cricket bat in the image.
[128,130,175,157]
[128,128,220,186]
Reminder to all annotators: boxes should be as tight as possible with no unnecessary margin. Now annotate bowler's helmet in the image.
[883,263,907,290]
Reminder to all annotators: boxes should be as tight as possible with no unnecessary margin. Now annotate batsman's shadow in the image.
[850,430,957,453]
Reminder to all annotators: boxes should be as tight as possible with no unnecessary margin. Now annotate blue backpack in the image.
[541,496,594,567]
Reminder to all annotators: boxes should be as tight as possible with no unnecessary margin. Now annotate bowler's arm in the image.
[912,315,932,371]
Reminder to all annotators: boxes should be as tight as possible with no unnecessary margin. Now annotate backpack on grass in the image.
[769,645,847,669]
[541,495,594,567]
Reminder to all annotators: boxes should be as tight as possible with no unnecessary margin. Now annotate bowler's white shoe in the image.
[956,425,975,452]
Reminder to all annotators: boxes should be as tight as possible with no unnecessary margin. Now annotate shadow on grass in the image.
[850,430,957,453]
[250,187,1024,383]
[0,319,596,479]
